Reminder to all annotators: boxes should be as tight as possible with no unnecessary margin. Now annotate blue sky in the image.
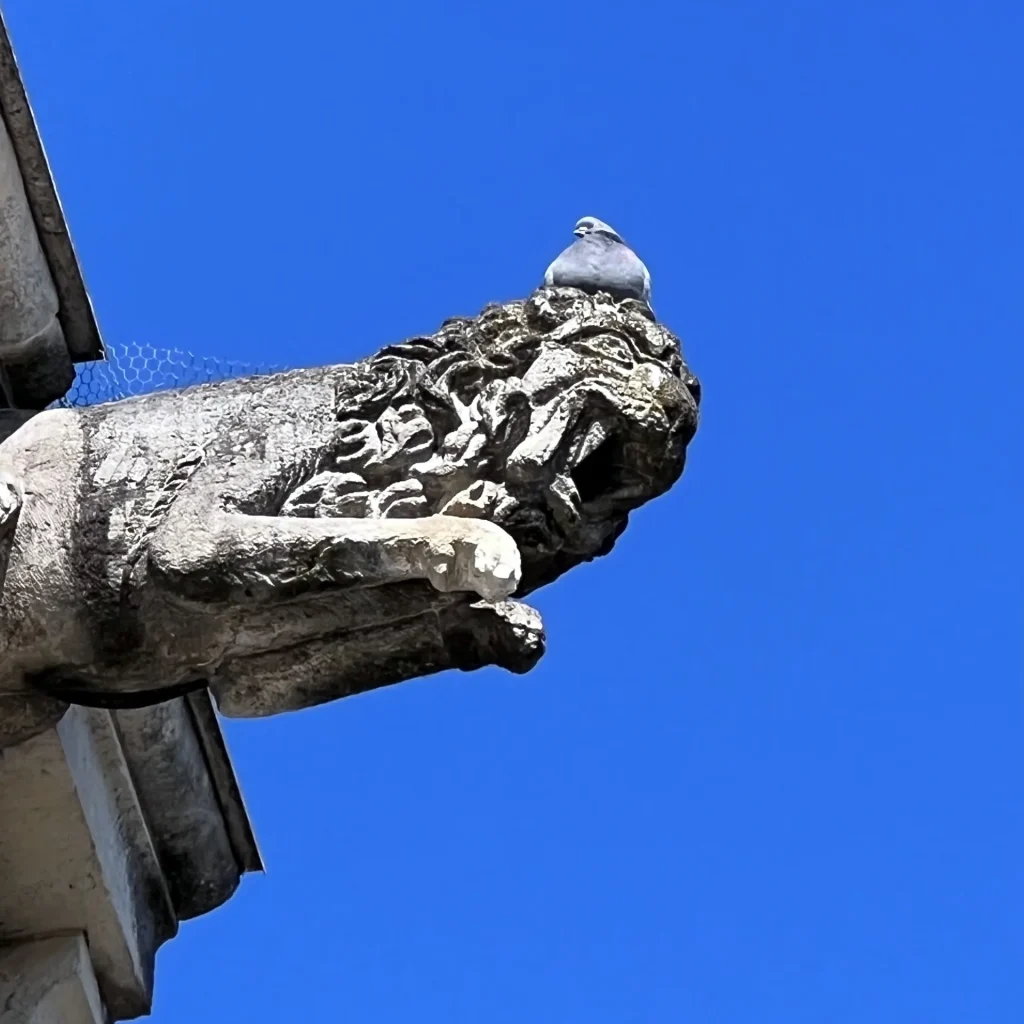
[7,1,1022,1020]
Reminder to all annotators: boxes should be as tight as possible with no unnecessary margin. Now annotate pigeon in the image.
[543,216,652,308]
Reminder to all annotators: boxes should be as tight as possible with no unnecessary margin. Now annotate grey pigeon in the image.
[543,216,652,308]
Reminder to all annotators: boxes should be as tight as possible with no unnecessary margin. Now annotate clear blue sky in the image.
[8,1,1022,1020]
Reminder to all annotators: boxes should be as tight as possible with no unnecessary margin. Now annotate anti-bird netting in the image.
[55,342,283,408]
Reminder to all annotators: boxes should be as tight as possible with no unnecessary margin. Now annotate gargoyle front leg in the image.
[147,510,521,605]
[211,599,545,718]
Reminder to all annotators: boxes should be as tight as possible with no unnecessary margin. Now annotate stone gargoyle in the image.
[0,288,700,747]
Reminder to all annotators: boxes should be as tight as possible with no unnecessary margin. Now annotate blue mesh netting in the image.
[56,342,285,408]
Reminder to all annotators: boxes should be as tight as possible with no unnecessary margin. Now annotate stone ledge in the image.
[0,934,105,1024]
[0,11,102,363]
[0,695,260,1019]
[0,10,103,410]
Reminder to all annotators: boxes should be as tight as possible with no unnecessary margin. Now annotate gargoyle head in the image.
[284,287,700,594]
[429,289,699,591]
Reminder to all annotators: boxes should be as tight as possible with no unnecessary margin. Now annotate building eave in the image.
[0,9,103,363]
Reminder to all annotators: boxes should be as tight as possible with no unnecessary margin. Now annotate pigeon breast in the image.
[545,233,650,303]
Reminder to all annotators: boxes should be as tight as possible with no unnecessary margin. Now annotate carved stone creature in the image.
[0,288,700,747]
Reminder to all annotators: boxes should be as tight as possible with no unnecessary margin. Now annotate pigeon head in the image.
[573,216,623,242]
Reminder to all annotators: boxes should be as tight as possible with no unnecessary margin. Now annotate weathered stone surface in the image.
[0,935,105,1024]
[114,691,261,920]
[0,10,104,375]
[0,288,699,745]
[0,409,35,443]
[0,71,73,409]
[0,708,173,1017]
[0,694,259,1019]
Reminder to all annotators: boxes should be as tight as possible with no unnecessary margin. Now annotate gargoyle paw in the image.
[424,519,521,603]
[469,522,521,602]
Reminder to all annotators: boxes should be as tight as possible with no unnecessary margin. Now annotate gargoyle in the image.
[0,288,699,747]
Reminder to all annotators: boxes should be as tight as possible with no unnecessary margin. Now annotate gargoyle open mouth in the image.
[569,432,628,506]
[517,421,649,569]
[557,411,653,519]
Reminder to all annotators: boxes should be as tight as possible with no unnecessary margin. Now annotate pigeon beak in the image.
[573,227,586,237]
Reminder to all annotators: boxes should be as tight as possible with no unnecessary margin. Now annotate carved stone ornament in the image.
[0,288,700,747]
